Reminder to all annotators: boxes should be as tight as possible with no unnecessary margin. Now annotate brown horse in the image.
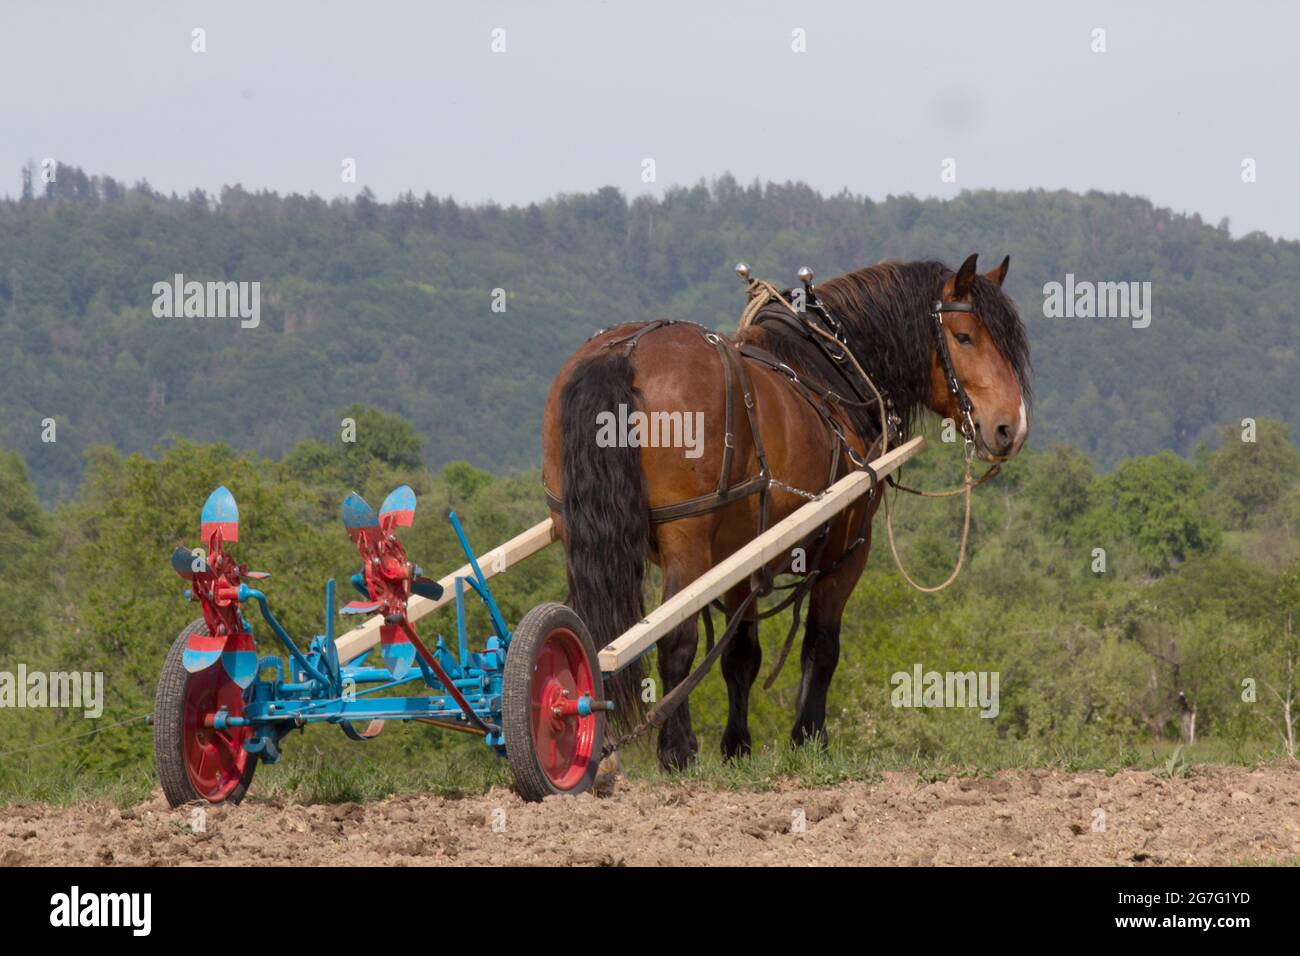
[541,254,1031,769]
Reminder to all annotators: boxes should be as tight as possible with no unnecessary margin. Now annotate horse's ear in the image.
[987,254,1010,287]
[953,253,979,296]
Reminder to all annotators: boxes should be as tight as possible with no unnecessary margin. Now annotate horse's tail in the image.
[559,351,650,733]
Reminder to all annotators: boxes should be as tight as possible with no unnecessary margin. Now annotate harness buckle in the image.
[960,407,978,451]
[724,433,735,449]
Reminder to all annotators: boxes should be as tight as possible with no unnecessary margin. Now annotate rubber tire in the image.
[153,619,257,808]
[503,603,606,801]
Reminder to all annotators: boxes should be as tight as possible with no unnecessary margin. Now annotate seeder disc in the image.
[154,619,258,807]
[503,603,605,801]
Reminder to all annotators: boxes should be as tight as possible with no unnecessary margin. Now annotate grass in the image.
[0,759,158,809]
[1238,856,1300,867]
[0,737,513,809]
[618,733,1296,793]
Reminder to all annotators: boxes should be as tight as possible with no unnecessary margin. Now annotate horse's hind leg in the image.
[792,532,870,747]
[720,584,761,759]
[654,522,714,771]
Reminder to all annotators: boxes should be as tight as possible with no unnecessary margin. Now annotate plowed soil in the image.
[2,767,1298,866]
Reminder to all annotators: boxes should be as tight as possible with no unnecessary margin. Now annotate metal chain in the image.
[767,477,824,502]
[601,720,653,759]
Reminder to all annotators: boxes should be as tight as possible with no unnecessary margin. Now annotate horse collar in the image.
[780,288,903,447]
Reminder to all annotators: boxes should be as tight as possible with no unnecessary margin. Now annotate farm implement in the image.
[153,436,923,806]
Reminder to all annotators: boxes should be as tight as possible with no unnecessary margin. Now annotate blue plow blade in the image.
[201,486,240,542]
[378,484,417,527]
[381,642,416,680]
[182,645,221,673]
[412,576,443,600]
[222,650,258,689]
[171,545,200,578]
[342,492,378,531]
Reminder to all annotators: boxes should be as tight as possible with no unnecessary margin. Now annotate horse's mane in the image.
[737,260,1031,442]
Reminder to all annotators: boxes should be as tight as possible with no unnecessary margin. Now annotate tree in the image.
[443,461,493,503]
[1204,418,1300,530]
[338,403,424,474]
[1077,451,1219,575]
[1025,444,1094,542]
[1260,562,1300,758]
[0,452,53,656]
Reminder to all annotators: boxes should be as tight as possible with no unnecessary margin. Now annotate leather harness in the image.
[543,285,979,531]
[543,313,865,532]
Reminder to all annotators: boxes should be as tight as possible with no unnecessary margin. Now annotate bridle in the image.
[929,299,979,455]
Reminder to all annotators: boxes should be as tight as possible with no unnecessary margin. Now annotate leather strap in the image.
[545,323,776,526]
[544,473,770,525]
[706,333,737,496]
[928,301,977,444]
[544,323,865,529]
[599,318,674,355]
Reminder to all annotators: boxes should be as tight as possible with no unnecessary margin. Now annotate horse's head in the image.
[927,253,1031,462]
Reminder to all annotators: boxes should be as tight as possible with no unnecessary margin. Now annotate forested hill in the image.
[4,165,1298,498]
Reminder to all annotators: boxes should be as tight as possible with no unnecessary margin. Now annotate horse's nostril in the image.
[995,423,1014,450]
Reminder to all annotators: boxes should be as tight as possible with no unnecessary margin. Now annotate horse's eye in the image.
[953,332,974,345]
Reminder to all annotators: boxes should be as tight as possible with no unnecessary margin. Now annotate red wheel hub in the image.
[529,627,598,790]
[183,665,252,802]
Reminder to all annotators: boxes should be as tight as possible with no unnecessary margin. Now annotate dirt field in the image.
[2,766,1298,866]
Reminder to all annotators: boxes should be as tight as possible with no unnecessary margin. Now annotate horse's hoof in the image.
[657,753,695,772]
[791,726,829,749]
[720,735,752,761]
[657,740,698,772]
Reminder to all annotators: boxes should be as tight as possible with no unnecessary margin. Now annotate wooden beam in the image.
[598,436,926,673]
[333,517,558,662]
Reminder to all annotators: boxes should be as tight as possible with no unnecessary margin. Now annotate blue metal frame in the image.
[226,511,515,762]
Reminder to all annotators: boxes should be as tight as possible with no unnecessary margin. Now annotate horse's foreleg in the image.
[792,614,841,746]
[720,585,761,759]
[792,522,871,747]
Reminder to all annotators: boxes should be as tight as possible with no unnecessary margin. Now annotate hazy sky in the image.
[3,1,1296,238]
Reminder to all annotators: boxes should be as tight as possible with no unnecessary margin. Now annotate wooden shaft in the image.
[597,436,926,673]
[333,517,557,662]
